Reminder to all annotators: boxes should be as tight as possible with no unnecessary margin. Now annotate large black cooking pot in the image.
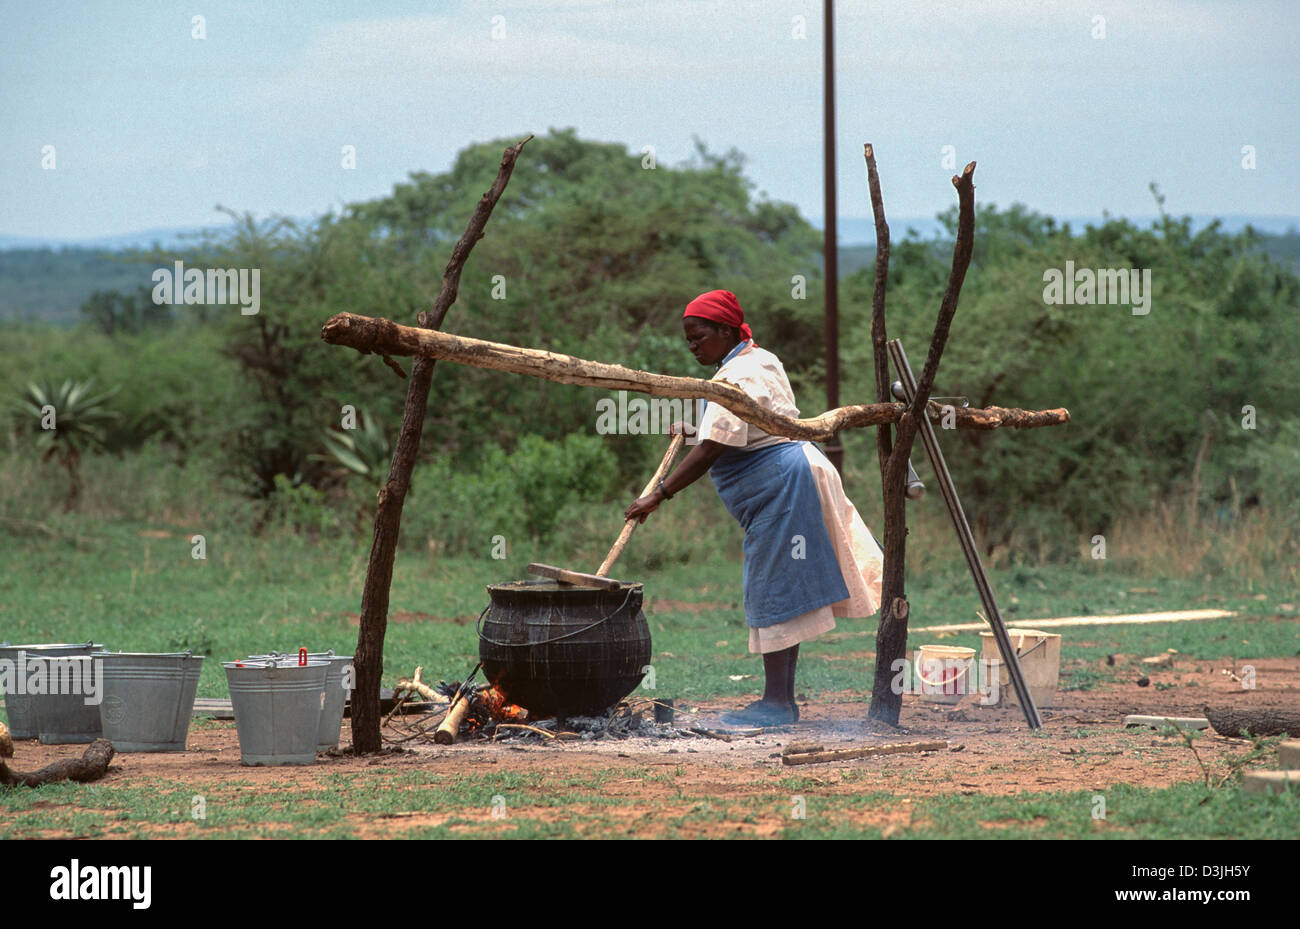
[477,579,651,718]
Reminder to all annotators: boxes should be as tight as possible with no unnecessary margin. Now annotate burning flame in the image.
[479,685,529,722]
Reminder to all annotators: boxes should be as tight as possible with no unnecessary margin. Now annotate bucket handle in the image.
[1012,635,1048,660]
[476,586,637,647]
[914,656,974,687]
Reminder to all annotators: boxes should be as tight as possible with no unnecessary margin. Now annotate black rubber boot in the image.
[721,646,800,726]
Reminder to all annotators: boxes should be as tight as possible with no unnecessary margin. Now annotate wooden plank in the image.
[916,609,1235,634]
[194,691,438,720]
[781,739,947,765]
[191,698,234,719]
[1124,715,1210,730]
[526,563,627,590]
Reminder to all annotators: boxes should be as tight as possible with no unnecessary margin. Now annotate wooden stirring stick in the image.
[527,431,686,590]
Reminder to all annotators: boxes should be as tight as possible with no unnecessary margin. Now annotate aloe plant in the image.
[316,409,392,480]
[13,379,120,510]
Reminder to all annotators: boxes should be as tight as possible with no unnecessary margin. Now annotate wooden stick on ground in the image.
[392,667,440,703]
[493,723,557,740]
[1,739,115,787]
[781,740,948,766]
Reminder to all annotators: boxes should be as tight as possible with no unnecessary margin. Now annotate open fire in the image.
[467,684,530,733]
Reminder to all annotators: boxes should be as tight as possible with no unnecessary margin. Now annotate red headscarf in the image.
[683,290,753,344]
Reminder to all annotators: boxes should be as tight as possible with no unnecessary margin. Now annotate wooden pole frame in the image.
[323,139,1071,749]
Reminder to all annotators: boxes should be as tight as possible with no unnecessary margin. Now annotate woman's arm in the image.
[623,438,728,522]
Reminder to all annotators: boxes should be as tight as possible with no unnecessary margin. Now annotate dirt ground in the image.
[5,654,1296,837]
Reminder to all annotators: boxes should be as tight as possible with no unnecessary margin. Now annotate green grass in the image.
[1,521,1296,709]
[2,513,1298,839]
[3,767,1294,839]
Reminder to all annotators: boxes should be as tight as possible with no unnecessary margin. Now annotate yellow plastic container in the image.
[914,645,977,704]
[979,628,1061,708]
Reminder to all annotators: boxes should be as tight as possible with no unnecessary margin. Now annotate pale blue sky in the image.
[1,0,1295,240]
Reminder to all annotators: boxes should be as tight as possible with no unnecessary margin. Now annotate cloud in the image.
[250,12,711,112]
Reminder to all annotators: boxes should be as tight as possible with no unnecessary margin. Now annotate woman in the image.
[624,290,884,726]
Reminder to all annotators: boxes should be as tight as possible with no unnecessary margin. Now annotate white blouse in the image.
[696,342,800,451]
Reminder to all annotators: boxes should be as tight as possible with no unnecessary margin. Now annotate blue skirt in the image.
[709,442,850,628]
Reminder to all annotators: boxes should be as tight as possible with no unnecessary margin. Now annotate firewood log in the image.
[1,738,115,787]
[1203,705,1300,738]
[434,692,474,745]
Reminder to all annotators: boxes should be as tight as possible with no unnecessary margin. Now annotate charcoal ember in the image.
[566,715,610,731]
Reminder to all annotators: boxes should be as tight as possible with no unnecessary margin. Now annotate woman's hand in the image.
[621,439,727,524]
[624,491,662,524]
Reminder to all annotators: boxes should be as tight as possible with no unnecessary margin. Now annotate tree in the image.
[169,131,827,502]
[839,202,1300,557]
[79,285,172,336]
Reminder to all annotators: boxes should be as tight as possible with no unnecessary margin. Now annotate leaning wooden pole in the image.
[350,135,531,754]
[868,160,977,727]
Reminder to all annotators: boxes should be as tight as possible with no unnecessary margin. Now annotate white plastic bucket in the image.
[914,645,976,704]
[979,628,1061,708]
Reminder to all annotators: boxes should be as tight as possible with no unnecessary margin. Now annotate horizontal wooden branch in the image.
[321,312,1070,441]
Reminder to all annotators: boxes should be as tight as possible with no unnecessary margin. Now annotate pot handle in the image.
[473,604,492,641]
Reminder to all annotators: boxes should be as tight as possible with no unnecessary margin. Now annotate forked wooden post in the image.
[347,135,532,754]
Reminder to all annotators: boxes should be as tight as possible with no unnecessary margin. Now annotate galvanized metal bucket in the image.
[30,655,104,744]
[94,651,204,752]
[245,651,353,750]
[0,642,101,739]
[224,658,328,765]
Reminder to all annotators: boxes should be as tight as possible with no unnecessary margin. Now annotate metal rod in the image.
[822,0,842,475]
[888,339,1042,729]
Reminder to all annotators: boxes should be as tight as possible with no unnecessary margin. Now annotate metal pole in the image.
[888,339,1043,729]
[822,0,843,475]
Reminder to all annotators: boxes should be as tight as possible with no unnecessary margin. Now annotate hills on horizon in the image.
[2,212,1298,326]
[2,213,1298,253]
